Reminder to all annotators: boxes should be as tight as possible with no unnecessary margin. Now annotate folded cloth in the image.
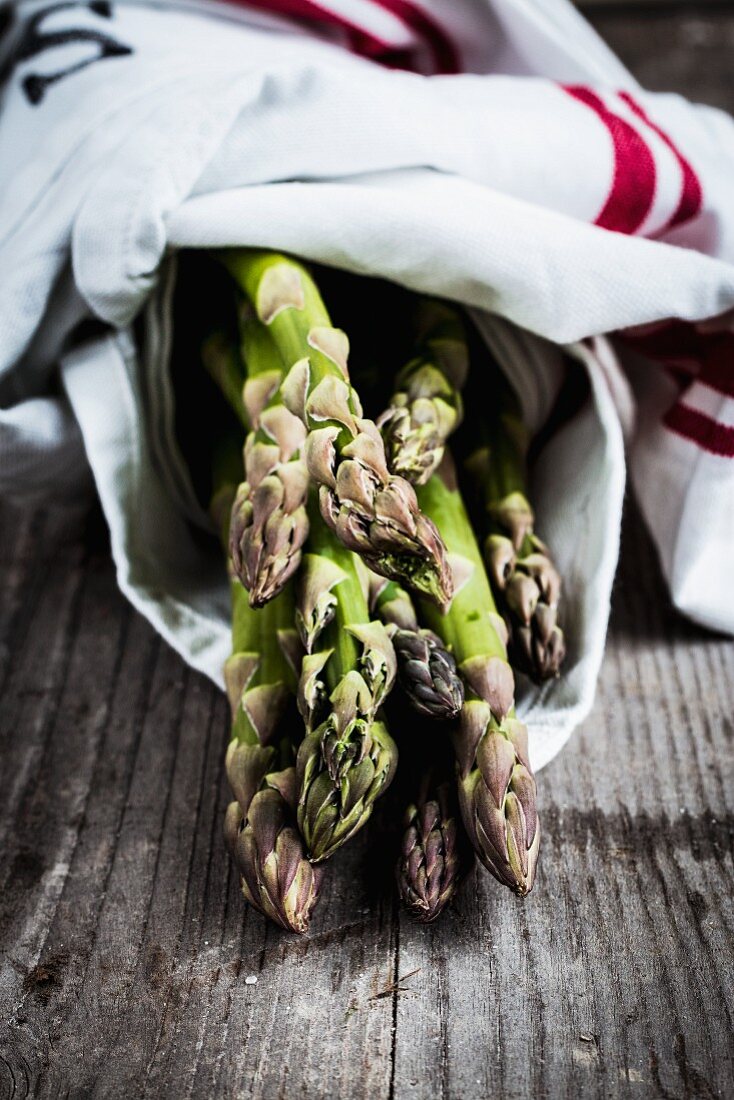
[1,0,732,766]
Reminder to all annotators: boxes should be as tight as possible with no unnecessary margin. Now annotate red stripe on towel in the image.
[617,91,702,230]
[664,403,734,456]
[221,0,457,72]
[564,85,656,235]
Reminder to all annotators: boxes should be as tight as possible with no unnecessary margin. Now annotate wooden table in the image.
[2,9,734,1097]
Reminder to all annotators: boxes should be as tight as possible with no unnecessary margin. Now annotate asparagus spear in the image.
[377,300,467,486]
[209,416,321,936]
[295,500,398,862]
[212,458,322,933]
[221,250,453,606]
[368,573,464,721]
[398,776,468,923]
[416,456,540,897]
[463,366,565,682]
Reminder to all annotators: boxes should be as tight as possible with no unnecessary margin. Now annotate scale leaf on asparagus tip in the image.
[378,299,468,486]
[369,573,464,721]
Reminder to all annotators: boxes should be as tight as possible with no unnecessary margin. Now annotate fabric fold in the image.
[2,0,733,770]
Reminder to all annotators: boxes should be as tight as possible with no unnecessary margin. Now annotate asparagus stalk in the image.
[295,499,398,862]
[212,456,322,934]
[221,250,453,606]
[368,573,464,721]
[463,367,565,682]
[398,776,467,923]
[209,397,321,934]
[377,299,467,485]
[201,329,249,430]
[416,456,540,897]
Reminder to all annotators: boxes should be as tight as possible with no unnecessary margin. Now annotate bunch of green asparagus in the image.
[202,250,566,933]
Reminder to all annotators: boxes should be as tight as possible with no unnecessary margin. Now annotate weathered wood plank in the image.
[2,491,732,1098]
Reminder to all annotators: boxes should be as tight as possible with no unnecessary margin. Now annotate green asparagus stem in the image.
[377,299,467,485]
[201,330,249,430]
[369,574,464,721]
[416,455,540,897]
[463,366,565,682]
[221,250,453,606]
[295,499,398,862]
[398,776,467,923]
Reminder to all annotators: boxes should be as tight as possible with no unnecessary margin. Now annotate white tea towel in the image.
[2,0,733,766]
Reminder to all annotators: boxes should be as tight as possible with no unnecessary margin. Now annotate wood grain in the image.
[3,495,733,1099]
[2,10,734,1098]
